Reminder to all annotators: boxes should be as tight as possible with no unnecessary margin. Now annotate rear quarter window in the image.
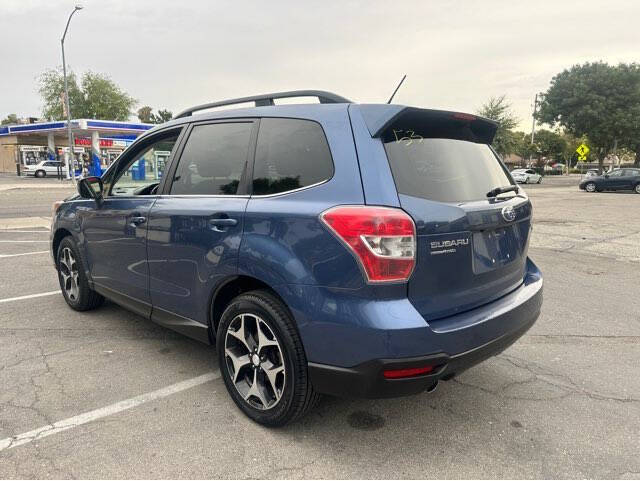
[383,136,512,203]
[252,118,333,195]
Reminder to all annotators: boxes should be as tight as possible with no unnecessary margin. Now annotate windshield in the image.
[383,137,513,203]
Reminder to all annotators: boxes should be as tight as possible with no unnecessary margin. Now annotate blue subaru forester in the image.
[51,91,543,426]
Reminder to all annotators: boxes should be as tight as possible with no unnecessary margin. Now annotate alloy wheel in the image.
[59,247,80,302]
[586,182,596,192]
[224,313,286,410]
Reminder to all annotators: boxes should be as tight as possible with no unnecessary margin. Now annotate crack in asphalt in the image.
[453,353,640,404]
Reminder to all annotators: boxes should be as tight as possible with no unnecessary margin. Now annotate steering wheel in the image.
[133,183,159,196]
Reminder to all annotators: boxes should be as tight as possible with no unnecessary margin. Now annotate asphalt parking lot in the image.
[0,174,638,479]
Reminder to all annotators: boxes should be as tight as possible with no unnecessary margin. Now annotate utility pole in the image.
[529,93,538,169]
[61,5,83,185]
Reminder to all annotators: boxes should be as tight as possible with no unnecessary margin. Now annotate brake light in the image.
[451,112,476,121]
[383,366,434,379]
[320,205,416,283]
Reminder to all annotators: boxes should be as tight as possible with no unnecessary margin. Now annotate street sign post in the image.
[576,143,589,161]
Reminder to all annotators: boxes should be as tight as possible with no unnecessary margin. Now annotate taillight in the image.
[320,205,416,283]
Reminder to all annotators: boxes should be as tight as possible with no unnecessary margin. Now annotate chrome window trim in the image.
[154,194,250,199]
[249,178,330,198]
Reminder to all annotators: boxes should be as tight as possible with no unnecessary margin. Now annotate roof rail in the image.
[175,90,352,119]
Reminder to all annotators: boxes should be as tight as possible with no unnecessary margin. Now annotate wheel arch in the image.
[208,275,293,342]
[52,227,73,263]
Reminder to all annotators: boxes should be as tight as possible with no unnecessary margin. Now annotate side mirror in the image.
[78,176,104,205]
[604,174,610,178]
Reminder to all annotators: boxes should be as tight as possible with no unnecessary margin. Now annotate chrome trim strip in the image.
[250,179,330,198]
[154,194,250,199]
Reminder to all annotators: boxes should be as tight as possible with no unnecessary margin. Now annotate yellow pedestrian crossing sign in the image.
[576,143,589,161]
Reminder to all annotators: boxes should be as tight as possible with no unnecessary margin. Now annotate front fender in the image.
[51,199,94,280]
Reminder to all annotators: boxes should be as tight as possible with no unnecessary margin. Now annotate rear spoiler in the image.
[355,104,498,145]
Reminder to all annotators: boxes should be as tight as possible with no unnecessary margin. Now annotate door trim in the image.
[150,306,211,344]
[93,283,152,318]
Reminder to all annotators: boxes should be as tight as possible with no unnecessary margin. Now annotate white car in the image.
[22,160,64,178]
[511,168,542,184]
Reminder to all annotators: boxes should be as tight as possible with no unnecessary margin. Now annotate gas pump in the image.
[153,151,171,179]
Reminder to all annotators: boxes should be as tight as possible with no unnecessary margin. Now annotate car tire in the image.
[585,182,597,193]
[524,177,529,184]
[216,289,320,426]
[537,177,542,184]
[35,170,46,178]
[56,236,104,311]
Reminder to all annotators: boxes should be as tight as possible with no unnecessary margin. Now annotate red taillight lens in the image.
[320,206,416,283]
[383,366,434,379]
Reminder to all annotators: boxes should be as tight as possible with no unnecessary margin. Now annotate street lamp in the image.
[61,4,83,184]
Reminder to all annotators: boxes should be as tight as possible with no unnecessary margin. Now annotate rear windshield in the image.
[383,136,512,203]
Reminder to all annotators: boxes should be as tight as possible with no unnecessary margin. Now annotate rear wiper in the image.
[486,185,519,197]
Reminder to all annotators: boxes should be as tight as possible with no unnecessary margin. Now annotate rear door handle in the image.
[209,217,238,231]
[130,216,147,225]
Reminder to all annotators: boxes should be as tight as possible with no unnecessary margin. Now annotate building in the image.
[0,119,153,175]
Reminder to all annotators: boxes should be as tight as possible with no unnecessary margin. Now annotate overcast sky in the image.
[1,0,639,130]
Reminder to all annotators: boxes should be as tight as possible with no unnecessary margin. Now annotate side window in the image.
[170,122,253,195]
[252,118,333,195]
[609,170,624,177]
[108,132,180,197]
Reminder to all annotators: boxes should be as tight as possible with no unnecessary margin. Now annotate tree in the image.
[37,68,84,120]
[38,67,136,121]
[476,95,520,156]
[1,114,19,125]
[512,131,537,161]
[532,129,567,166]
[154,109,173,124]
[137,106,172,124]
[536,62,640,170]
[137,106,154,123]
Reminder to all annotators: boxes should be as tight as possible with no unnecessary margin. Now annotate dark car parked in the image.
[579,168,640,193]
[50,91,543,426]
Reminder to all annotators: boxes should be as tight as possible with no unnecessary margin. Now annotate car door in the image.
[603,169,625,190]
[629,169,640,191]
[621,169,638,190]
[80,128,184,316]
[146,120,256,341]
[525,169,537,182]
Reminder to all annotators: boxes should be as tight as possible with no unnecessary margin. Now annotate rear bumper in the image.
[308,311,536,398]
[305,259,542,398]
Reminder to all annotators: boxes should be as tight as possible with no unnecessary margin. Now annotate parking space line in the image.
[0,251,49,258]
[0,372,220,452]
[0,230,50,233]
[0,291,59,304]
[0,240,49,243]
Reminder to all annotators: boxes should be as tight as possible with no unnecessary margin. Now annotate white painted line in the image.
[0,240,49,243]
[0,250,49,258]
[0,230,50,233]
[0,291,59,304]
[0,372,220,452]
